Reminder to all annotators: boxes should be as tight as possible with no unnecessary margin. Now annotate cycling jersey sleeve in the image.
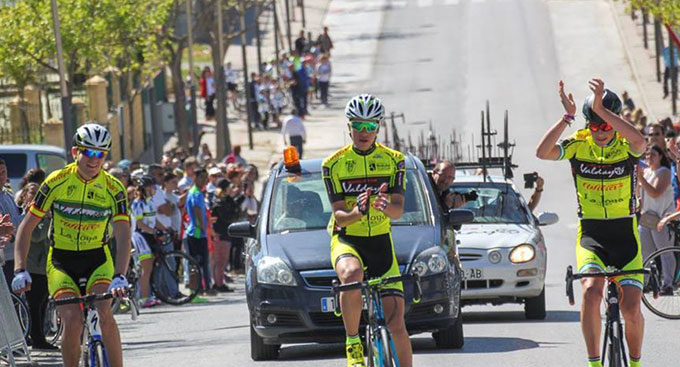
[107,176,130,223]
[391,155,406,195]
[622,138,643,158]
[322,159,344,203]
[131,200,144,222]
[29,181,57,219]
[557,131,584,161]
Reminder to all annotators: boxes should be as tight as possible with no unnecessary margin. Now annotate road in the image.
[78,1,676,367]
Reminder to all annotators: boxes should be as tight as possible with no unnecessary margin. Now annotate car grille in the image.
[310,311,368,327]
[459,253,483,262]
[462,279,503,289]
[304,276,338,288]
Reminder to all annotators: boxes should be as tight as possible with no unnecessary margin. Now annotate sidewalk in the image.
[610,0,676,123]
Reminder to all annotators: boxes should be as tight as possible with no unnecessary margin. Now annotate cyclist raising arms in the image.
[536,79,646,367]
[12,123,131,367]
[322,94,409,367]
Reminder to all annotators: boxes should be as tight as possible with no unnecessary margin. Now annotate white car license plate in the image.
[462,268,484,280]
[321,296,369,313]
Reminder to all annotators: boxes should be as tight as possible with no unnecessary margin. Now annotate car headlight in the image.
[256,256,298,286]
[412,247,449,276]
[509,244,535,264]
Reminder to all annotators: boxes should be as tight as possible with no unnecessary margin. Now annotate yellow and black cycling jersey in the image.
[322,142,405,237]
[558,128,642,219]
[29,162,129,251]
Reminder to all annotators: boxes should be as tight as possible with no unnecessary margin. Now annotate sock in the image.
[587,356,602,367]
[630,355,641,367]
[346,334,360,345]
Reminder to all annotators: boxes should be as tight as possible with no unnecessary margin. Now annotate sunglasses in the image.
[80,148,107,159]
[588,122,612,132]
[647,133,661,137]
[351,121,379,133]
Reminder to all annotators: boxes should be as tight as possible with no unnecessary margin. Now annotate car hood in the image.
[456,223,537,249]
[265,226,437,270]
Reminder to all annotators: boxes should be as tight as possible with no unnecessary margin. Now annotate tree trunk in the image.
[170,51,189,150]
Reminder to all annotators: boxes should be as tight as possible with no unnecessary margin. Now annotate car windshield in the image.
[451,182,531,224]
[268,170,431,233]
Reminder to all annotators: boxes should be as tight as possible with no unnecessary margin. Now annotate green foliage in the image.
[628,0,680,26]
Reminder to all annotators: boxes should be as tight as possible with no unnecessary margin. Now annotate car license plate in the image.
[321,296,369,313]
[462,268,484,280]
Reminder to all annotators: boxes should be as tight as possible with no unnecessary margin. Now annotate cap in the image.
[208,167,223,176]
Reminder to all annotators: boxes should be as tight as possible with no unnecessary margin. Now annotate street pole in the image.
[215,0,231,159]
[300,0,306,29]
[186,0,200,154]
[655,19,661,82]
[285,0,292,51]
[241,0,254,149]
[50,0,72,161]
[642,9,648,49]
[255,1,263,73]
[273,0,281,77]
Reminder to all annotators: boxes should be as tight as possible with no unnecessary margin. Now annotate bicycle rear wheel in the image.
[642,246,680,319]
[151,251,202,305]
[11,293,30,340]
[44,299,63,345]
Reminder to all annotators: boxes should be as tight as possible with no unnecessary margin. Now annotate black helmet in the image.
[582,89,622,125]
[136,175,155,188]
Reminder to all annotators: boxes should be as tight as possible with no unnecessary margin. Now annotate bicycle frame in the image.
[84,304,109,367]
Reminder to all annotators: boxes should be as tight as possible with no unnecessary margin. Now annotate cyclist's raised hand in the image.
[373,183,390,212]
[559,80,576,116]
[588,78,606,110]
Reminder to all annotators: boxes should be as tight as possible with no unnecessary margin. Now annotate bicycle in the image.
[111,248,141,317]
[9,292,30,340]
[640,219,680,319]
[331,273,422,367]
[150,230,202,305]
[565,266,658,367]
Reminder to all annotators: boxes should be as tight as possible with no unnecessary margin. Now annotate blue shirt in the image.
[186,186,207,239]
[663,47,680,68]
[672,162,680,201]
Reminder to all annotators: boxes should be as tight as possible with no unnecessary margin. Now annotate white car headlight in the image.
[256,256,298,286]
[509,244,535,264]
[412,247,449,276]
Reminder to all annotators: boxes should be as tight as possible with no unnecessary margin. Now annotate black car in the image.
[229,154,472,360]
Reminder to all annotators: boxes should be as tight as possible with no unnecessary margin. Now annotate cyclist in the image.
[11,123,131,367]
[536,79,646,367]
[322,94,409,367]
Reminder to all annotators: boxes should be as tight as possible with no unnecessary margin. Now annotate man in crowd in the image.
[281,108,306,158]
[430,160,467,211]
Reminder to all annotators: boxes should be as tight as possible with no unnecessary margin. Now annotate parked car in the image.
[451,174,558,319]
[0,145,67,191]
[229,154,473,360]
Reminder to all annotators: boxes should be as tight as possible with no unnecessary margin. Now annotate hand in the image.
[536,176,544,191]
[559,80,576,116]
[657,217,669,232]
[588,78,605,112]
[372,183,390,212]
[108,274,129,298]
[356,188,372,215]
[637,166,645,182]
[11,270,32,293]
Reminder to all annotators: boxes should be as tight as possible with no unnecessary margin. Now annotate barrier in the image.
[0,270,31,366]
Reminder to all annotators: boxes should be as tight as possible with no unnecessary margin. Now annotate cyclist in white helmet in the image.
[13,122,131,367]
[322,94,411,367]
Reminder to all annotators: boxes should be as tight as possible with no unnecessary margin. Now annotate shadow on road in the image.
[278,343,345,361]
[411,336,566,354]
[463,310,580,323]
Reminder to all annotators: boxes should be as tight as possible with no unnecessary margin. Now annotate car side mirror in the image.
[228,221,256,238]
[537,212,559,226]
[448,209,474,230]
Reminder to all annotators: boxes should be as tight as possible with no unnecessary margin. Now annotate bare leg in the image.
[620,286,644,359]
[56,302,84,367]
[383,295,411,367]
[335,257,363,336]
[580,277,605,359]
[92,284,124,367]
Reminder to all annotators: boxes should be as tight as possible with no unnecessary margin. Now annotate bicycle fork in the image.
[602,282,627,367]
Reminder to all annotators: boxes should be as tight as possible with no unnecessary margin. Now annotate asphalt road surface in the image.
[109,1,677,366]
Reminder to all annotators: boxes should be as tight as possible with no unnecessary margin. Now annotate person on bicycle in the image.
[536,79,646,367]
[322,94,409,367]
[11,123,131,367]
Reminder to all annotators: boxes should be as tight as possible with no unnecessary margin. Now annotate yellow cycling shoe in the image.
[346,342,366,367]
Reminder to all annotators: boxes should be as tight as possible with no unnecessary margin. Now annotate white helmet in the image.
[73,123,112,151]
[345,94,385,122]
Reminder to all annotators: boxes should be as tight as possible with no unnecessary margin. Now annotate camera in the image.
[523,172,538,189]
[449,189,478,202]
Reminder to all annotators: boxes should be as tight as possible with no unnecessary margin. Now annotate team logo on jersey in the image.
[369,163,376,171]
[345,160,356,173]
[67,185,76,196]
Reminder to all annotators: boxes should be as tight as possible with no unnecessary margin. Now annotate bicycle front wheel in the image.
[90,341,107,367]
[642,246,680,319]
[607,321,623,367]
[11,293,30,340]
[151,251,202,305]
[379,327,398,367]
[44,299,63,345]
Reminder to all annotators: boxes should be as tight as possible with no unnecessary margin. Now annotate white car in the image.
[451,174,558,319]
[0,145,67,191]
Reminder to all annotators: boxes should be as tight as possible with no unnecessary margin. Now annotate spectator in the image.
[622,91,635,111]
[14,167,45,202]
[527,174,545,213]
[148,164,174,229]
[210,178,244,292]
[117,159,132,172]
[659,117,675,138]
[638,144,676,295]
[158,172,182,236]
[632,108,645,127]
[0,159,22,287]
[297,60,310,116]
[646,122,666,149]
[201,66,216,120]
[108,168,129,188]
[223,145,247,166]
[429,160,467,211]
[316,54,332,106]
[198,143,213,165]
[316,26,334,54]
[663,46,679,99]
[287,63,304,117]
[622,108,634,125]
[295,30,307,56]
[225,61,238,103]
[185,168,214,295]
[281,108,306,158]
[178,156,198,192]
[248,72,261,126]
[304,55,316,106]
[206,167,224,203]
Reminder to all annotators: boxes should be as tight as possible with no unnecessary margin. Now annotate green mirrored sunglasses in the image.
[350,120,379,132]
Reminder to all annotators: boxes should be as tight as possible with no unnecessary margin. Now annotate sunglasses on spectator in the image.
[80,148,107,159]
[647,132,661,137]
[350,120,379,133]
[588,122,612,132]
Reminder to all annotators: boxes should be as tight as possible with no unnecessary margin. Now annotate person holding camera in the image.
[526,173,545,212]
[430,160,468,211]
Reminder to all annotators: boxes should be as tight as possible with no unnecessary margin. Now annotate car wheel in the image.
[524,286,546,320]
[250,323,280,360]
[432,308,464,349]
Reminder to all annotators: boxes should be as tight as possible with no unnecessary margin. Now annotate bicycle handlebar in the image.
[565,265,659,306]
[53,285,134,306]
[330,273,422,314]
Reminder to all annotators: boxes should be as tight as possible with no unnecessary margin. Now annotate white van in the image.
[0,145,67,191]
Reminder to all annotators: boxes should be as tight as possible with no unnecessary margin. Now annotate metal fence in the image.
[0,271,31,366]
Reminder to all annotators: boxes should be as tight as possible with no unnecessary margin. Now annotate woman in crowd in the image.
[210,178,244,292]
[14,168,45,202]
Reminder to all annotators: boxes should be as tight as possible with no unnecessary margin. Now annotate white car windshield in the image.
[451,182,531,224]
[268,170,431,233]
